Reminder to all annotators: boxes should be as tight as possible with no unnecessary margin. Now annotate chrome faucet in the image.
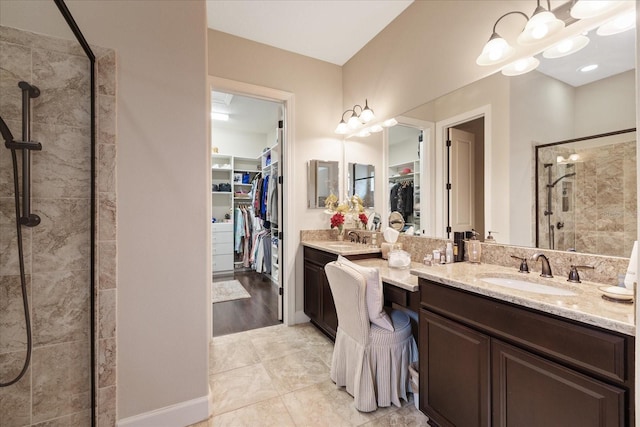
[347,231,360,243]
[531,253,553,278]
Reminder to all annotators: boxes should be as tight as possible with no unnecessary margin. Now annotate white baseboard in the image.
[117,393,211,427]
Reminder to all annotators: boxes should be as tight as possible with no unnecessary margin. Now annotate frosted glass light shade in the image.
[347,112,361,129]
[517,9,565,45]
[543,35,590,58]
[501,57,540,76]
[335,120,348,134]
[476,33,514,65]
[597,10,636,36]
[571,0,622,19]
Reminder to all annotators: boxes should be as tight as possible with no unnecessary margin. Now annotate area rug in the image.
[212,279,251,303]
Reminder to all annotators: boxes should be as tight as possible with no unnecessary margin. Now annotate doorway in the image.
[446,118,485,239]
[210,90,285,336]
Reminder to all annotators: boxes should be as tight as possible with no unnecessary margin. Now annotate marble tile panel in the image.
[0,26,86,58]
[99,289,116,340]
[596,205,624,232]
[98,143,116,193]
[0,41,31,124]
[97,385,116,417]
[209,363,279,416]
[597,232,626,258]
[32,410,91,427]
[98,241,116,290]
[0,351,31,427]
[0,274,30,354]
[32,341,90,423]
[97,50,116,97]
[32,269,89,346]
[211,396,296,427]
[32,198,90,274]
[98,95,116,145]
[210,334,260,375]
[99,192,116,242]
[261,349,330,394]
[32,48,90,129]
[32,123,91,199]
[98,338,116,388]
[0,197,33,275]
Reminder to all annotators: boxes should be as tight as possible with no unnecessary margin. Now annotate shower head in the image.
[550,172,576,187]
[0,116,15,144]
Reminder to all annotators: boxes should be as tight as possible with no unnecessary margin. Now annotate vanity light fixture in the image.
[570,0,623,20]
[334,99,375,134]
[556,153,581,164]
[501,56,540,76]
[517,0,565,45]
[542,34,590,59]
[597,10,636,36]
[382,118,398,127]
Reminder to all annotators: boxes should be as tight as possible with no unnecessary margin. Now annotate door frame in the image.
[434,105,491,239]
[208,76,296,333]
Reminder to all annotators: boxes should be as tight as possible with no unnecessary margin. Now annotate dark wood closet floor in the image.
[212,270,281,337]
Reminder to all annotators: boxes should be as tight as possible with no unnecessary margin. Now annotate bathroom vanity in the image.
[413,263,635,427]
[302,241,420,340]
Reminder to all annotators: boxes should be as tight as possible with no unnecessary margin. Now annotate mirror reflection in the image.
[347,163,375,208]
[307,160,339,209]
[388,125,422,233]
[535,129,636,257]
[388,24,635,256]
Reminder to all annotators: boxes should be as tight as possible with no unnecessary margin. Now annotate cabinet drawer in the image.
[212,241,233,255]
[384,283,408,307]
[212,222,233,232]
[212,254,233,272]
[420,279,631,384]
[212,231,233,244]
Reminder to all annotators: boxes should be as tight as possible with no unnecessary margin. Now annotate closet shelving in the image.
[261,143,280,284]
[212,154,234,275]
[388,160,421,231]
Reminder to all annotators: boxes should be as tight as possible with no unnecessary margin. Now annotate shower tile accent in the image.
[1,26,118,426]
[537,137,636,257]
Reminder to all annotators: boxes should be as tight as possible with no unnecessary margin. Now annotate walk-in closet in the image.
[210,91,285,336]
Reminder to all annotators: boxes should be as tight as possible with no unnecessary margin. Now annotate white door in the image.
[448,127,475,234]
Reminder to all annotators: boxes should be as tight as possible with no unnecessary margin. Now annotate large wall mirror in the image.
[380,13,636,258]
[347,163,375,208]
[307,159,339,209]
[535,129,636,257]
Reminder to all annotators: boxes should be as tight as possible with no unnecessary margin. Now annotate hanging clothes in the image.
[234,207,245,252]
[390,181,414,220]
[268,172,278,227]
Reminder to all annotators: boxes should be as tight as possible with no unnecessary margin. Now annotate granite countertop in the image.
[302,240,382,256]
[411,262,635,336]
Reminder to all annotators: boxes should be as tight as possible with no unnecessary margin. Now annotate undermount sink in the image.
[481,277,577,296]
[326,243,358,249]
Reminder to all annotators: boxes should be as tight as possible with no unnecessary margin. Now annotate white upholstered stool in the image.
[325,260,417,412]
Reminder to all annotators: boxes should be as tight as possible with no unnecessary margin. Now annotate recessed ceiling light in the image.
[579,64,599,73]
[211,112,229,121]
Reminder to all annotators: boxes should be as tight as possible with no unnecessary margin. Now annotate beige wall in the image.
[208,29,343,315]
[64,0,211,422]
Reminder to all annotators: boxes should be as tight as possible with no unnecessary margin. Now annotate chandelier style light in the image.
[335,99,375,134]
[476,0,631,77]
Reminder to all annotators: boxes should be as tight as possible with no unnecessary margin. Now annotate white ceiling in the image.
[206,0,413,66]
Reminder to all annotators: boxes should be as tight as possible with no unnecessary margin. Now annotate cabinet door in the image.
[303,260,322,325]
[420,309,491,427]
[492,339,625,427]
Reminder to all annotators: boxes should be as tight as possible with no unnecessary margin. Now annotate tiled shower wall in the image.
[537,138,637,258]
[0,26,117,426]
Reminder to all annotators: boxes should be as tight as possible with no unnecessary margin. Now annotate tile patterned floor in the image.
[194,323,430,427]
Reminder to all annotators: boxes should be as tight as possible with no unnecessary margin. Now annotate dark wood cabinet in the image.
[492,339,625,427]
[303,247,338,339]
[419,278,635,427]
[420,309,490,427]
[303,246,383,341]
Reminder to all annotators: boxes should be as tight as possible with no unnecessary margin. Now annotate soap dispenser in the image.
[467,229,481,263]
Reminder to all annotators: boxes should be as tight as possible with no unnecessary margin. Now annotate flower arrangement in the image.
[330,212,345,234]
[358,213,368,227]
